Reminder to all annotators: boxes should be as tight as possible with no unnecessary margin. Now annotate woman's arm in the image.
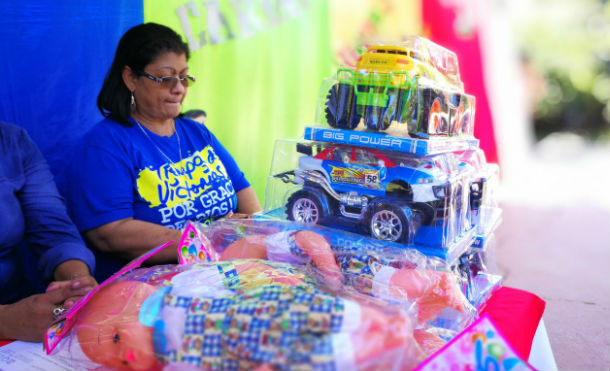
[236,186,262,214]
[47,260,98,308]
[53,260,93,281]
[84,217,182,264]
[12,124,96,282]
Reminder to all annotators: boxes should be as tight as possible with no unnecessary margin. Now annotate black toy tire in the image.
[325,83,358,129]
[364,105,385,131]
[380,89,399,130]
[286,190,327,225]
[368,204,410,243]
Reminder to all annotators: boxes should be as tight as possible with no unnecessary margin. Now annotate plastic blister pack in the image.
[314,36,476,141]
[264,139,478,261]
[455,148,502,237]
[44,223,484,371]
[453,233,502,308]
[47,260,426,371]
[182,219,476,330]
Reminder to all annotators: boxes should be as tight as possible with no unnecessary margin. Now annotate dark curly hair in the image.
[97,23,190,126]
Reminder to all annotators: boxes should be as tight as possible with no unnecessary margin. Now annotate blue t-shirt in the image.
[0,122,95,303]
[68,117,250,233]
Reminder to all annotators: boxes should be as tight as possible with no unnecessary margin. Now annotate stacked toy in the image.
[264,36,502,305]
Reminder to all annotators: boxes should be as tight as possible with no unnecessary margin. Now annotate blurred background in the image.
[497,0,610,210]
[0,0,608,369]
[491,2,610,370]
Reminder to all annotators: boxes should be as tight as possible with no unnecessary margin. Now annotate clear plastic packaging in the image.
[455,148,502,237]
[314,37,476,140]
[183,219,476,330]
[264,139,478,262]
[453,233,502,309]
[45,219,478,370]
[48,260,424,371]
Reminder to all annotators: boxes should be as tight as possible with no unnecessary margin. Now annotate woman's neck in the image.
[132,113,175,137]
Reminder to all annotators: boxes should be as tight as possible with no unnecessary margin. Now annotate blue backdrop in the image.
[0,1,143,194]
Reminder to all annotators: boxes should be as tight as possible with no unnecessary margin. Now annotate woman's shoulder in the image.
[0,121,25,135]
[73,118,141,161]
[0,122,39,161]
[177,116,215,140]
[178,116,211,133]
[82,118,135,143]
[0,121,30,145]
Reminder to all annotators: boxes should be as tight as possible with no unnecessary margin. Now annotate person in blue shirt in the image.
[0,121,97,342]
[67,23,261,280]
[183,108,207,124]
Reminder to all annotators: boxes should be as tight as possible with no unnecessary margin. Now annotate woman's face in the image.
[132,52,190,122]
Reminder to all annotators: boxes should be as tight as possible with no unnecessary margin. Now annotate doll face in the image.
[76,281,159,370]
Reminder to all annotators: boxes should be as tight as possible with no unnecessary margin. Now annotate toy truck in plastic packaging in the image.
[267,140,476,259]
[323,36,476,138]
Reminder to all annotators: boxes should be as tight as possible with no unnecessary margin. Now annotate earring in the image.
[130,92,136,110]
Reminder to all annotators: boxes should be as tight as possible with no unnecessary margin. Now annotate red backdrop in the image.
[422,0,498,164]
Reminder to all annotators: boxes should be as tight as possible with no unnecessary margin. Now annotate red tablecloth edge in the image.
[479,286,546,360]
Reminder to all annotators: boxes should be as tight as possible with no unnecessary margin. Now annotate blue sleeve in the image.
[67,139,135,232]
[201,125,250,193]
[16,128,95,281]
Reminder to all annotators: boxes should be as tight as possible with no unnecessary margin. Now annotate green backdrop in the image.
[145,0,334,202]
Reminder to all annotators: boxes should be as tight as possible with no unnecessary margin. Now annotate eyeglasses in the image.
[136,70,196,88]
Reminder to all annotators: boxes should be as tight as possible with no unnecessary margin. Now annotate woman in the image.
[0,121,97,342]
[67,23,261,278]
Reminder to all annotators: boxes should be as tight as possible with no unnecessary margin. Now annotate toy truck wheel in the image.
[364,106,379,130]
[325,83,360,129]
[368,204,410,243]
[381,88,399,129]
[395,88,410,124]
[350,110,362,128]
[429,98,443,134]
[364,105,390,131]
[286,190,327,224]
[364,89,398,131]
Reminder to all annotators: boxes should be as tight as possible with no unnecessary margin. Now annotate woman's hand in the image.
[49,260,98,309]
[0,283,94,342]
[219,211,252,221]
[46,275,98,309]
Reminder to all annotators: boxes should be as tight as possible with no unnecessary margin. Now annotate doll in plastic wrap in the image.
[72,259,423,371]
[191,220,471,325]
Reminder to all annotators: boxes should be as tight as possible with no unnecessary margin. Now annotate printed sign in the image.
[415,314,537,371]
